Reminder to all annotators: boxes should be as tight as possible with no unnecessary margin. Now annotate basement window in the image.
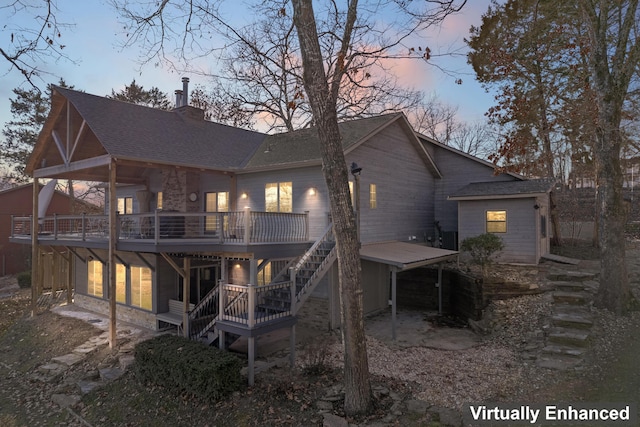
[486,210,507,233]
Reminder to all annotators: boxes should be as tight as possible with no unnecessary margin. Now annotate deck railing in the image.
[10,208,309,245]
[218,281,295,327]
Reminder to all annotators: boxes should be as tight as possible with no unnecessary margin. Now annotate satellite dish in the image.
[38,179,58,220]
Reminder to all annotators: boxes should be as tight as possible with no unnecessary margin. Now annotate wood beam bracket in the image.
[161,253,186,279]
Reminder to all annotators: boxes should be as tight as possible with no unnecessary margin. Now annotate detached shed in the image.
[449,179,555,264]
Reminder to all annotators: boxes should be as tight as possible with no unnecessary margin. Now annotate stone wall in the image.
[74,294,158,331]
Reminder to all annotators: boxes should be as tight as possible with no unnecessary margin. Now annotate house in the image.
[0,183,97,276]
[10,82,550,383]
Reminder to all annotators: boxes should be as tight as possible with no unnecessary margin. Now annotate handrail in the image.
[10,210,310,245]
[294,222,334,270]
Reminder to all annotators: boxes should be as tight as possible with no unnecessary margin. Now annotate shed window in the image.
[486,210,507,233]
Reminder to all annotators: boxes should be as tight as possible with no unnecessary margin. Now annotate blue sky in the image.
[0,1,494,134]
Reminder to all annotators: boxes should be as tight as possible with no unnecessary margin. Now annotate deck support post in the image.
[437,263,443,316]
[183,257,191,338]
[289,324,296,368]
[67,249,73,304]
[108,158,117,349]
[31,179,39,316]
[391,266,397,341]
[248,336,255,386]
[218,279,225,350]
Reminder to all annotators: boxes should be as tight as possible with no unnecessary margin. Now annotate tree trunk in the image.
[594,124,633,314]
[292,0,372,415]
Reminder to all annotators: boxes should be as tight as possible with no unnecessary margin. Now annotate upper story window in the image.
[205,192,230,232]
[486,210,507,233]
[369,184,377,209]
[118,197,133,214]
[265,182,292,213]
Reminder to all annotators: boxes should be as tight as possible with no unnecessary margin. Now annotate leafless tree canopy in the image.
[1,0,72,87]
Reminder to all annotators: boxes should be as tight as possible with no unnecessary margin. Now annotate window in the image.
[131,266,152,310]
[87,260,103,297]
[117,197,133,214]
[369,184,377,209]
[348,181,354,206]
[257,261,272,286]
[156,192,163,210]
[486,210,507,233]
[265,182,292,212]
[205,192,229,232]
[116,263,127,304]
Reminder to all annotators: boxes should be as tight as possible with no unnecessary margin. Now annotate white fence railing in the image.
[11,209,309,245]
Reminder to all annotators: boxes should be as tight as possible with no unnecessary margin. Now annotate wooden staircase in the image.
[186,223,337,344]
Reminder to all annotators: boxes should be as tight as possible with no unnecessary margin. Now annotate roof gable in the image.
[246,113,441,177]
[27,87,267,176]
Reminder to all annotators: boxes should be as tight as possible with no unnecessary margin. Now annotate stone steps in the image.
[537,269,596,371]
[548,327,590,347]
[553,291,589,305]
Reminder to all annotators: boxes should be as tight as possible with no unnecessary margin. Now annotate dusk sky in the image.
[1,1,494,135]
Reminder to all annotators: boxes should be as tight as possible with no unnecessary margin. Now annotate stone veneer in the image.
[74,294,158,331]
[161,168,200,237]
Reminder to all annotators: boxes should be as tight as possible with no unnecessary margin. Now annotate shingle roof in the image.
[247,114,403,169]
[448,178,555,200]
[55,86,267,170]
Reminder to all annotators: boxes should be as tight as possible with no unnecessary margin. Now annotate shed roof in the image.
[360,241,458,271]
[448,178,555,201]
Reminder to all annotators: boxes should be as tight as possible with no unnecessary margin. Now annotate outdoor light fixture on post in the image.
[351,162,362,243]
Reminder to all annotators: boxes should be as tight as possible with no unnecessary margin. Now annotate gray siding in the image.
[457,198,539,264]
[347,122,436,243]
[236,166,330,240]
[429,143,517,233]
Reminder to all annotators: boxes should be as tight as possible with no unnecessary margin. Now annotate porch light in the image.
[309,188,316,196]
[350,162,362,176]
[241,192,248,199]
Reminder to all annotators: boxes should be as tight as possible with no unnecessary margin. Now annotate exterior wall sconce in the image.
[309,188,316,196]
[241,192,248,199]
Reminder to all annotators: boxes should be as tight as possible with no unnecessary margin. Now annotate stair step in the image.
[552,281,586,292]
[537,354,583,370]
[541,344,586,358]
[548,327,590,347]
[547,271,596,282]
[551,308,594,329]
[553,291,588,305]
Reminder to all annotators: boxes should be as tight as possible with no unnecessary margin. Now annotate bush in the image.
[460,233,504,277]
[134,334,243,401]
[17,271,31,288]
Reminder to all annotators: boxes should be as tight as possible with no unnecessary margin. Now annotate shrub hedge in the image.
[17,271,31,288]
[134,334,243,401]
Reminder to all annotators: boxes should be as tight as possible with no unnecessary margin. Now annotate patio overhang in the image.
[359,241,459,341]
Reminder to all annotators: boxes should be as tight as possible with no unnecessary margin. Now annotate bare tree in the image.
[0,0,72,87]
[111,0,467,415]
[579,0,640,314]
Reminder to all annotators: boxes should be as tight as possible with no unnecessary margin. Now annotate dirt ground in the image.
[0,245,639,426]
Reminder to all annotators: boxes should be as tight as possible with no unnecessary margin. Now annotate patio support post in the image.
[67,250,73,304]
[437,263,443,316]
[31,179,39,317]
[289,324,296,368]
[218,279,225,350]
[108,158,117,349]
[391,266,397,341]
[289,267,297,315]
[248,336,255,386]
[183,257,191,338]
